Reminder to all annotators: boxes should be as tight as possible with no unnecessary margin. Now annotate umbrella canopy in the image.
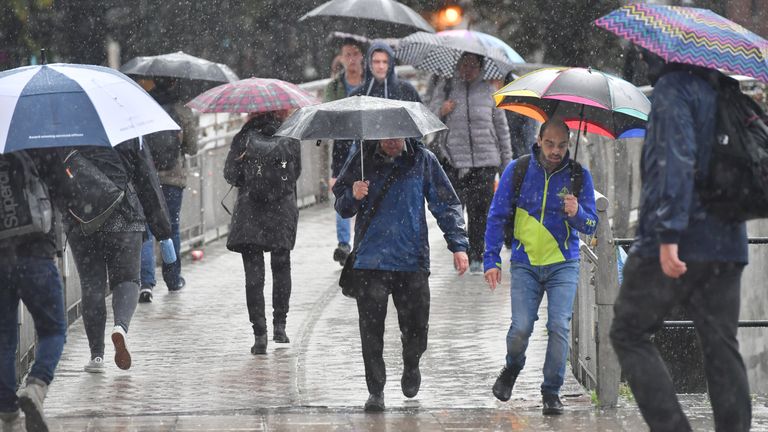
[300,0,434,39]
[595,4,768,83]
[438,30,525,64]
[494,67,651,140]
[120,51,239,83]
[395,31,518,80]
[186,78,320,114]
[0,63,179,153]
[274,95,446,141]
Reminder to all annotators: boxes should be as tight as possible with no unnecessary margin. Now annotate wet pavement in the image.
[42,203,768,431]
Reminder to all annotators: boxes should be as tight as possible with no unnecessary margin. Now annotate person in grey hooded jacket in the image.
[428,53,513,273]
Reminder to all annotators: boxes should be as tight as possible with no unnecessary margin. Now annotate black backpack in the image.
[503,154,584,244]
[56,147,127,235]
[144,104,182,171]
[0,151,52,240]
[243,134,298,202]
[694,74,768,222]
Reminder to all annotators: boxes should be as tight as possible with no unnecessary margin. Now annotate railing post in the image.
[593,191,620,407]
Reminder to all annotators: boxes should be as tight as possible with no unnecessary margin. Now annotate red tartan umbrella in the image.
[185,78,320,113]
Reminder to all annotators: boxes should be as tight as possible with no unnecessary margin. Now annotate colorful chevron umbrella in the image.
[493,67,651,144]
[595,4,768,83]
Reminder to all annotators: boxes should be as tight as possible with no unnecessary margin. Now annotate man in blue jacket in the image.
[483,119,598,415]
[330,41,422,266]
[333,137,469,412]
[609,52,751,432]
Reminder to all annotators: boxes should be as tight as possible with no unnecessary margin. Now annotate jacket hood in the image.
[361,41,399,97]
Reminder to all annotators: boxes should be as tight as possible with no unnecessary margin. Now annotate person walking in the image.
[0,152,66,432]
[46,140,172,374]
[428,53,513,274]
[139,78,199,302]
[609,51,752,432]
[483,119,598,415]
[224,110,301,355]
[325,38,365,266]
[333,137,469,412]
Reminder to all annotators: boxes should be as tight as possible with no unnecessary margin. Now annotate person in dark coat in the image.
[333,137,468,412]
[42,139,172,374]
[224,110,301,355]
[609,50,751,431]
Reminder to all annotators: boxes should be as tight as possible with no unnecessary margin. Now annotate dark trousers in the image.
[242,248,291,335]
[355,270,430,395]
[69,230,142,359]
[445,165,496,263]
[610,256,751,432]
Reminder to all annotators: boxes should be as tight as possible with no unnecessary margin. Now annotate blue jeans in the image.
[505,260,579,395]
[335,212,351,245]
[0,257,66,412]
[141,185,183,289]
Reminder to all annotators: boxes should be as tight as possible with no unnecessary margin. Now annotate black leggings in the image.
[241,249,292,335]
[445,166,497,263]
[69,230,142,359]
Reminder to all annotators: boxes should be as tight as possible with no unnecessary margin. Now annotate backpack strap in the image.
[569,159,584,198]
[511,154,531,205]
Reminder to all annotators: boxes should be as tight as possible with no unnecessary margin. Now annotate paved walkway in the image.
[41,203,768,431]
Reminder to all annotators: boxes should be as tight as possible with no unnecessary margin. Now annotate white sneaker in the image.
[17,377,48,432]
[83,356,105,373]
[111,325,132,370]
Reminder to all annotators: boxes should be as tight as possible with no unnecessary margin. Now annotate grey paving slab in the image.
[37,203,768,431]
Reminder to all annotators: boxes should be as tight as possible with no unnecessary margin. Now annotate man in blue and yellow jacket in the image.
[483,119,598,415]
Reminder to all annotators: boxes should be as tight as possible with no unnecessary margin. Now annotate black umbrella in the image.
[274,95,446,178]
[300,0,434,39]
[120,51,239,83]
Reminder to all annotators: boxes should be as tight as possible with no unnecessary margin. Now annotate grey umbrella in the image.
[120,51,239,83]
[275,95,446,178]
[300,0,434,39]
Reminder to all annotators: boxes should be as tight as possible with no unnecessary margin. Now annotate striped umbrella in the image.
[494,67,651,159]
[186,78,320,114]
[0,63,179,153]
[595,4,768,83]
[395,31,518,80]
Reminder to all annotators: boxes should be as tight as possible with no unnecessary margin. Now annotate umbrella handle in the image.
[359,140,364,181]
[573,105,585,162]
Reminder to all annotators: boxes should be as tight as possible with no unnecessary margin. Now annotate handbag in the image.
[339,164,402,298]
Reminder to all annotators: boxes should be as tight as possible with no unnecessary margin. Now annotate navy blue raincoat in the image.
[333,139,468,272]
[631,66,747,263]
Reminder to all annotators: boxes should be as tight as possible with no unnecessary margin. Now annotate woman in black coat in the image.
[224,111,301,355]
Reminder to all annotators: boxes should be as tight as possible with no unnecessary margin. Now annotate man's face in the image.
[458,55,482,82]
[371,51,390,82]
[341,44,363,74]
[379,138,405,157]
[537,125,570,168]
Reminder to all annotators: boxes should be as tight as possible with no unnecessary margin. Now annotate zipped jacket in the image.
[484,145,598,270]
[333,139,468,272]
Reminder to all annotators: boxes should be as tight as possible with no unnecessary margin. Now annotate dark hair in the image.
[459,52,484,69]
[245,112,281,136]
[340,38,364,53]
[538,118,570,139]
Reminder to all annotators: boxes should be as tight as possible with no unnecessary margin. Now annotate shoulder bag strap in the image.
[350,164,401,253]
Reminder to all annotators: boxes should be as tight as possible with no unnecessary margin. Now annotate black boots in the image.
[492,366,519,402]
[364,392,385,412]
[401,362,421,398]
[251,334,267,355]
[273,323,289,343]
[542,393,564,415]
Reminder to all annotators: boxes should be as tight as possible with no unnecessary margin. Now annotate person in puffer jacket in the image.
[428,52,513,273]
[483,119,597,415]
